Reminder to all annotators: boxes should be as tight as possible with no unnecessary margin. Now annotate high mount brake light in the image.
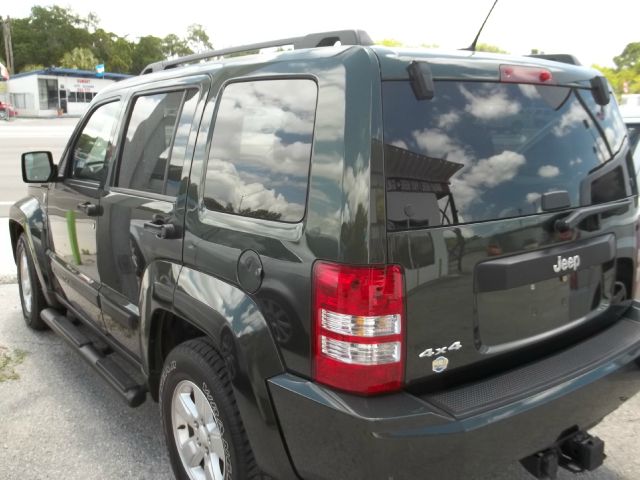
[312,262,405,395]
[500,64,554,84]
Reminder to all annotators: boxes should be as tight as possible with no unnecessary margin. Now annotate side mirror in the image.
[21,151,56,183]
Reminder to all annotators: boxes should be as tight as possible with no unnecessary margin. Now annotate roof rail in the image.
[140,29,373,75]
[526,54,581,66]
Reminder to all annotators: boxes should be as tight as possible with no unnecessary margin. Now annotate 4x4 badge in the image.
[419,341,462,358]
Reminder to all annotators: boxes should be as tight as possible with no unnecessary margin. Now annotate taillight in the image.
[500,64,554,84]
[312,262,405,395]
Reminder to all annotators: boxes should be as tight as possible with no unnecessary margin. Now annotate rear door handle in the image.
[143,219,178,239]
[77,201,102,217]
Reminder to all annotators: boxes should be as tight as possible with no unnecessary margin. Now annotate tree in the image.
[613,42,640,71]
[20,63,44,73]
[186,24,213,53]
[9,6,93,72]
[162,34,192,58]
[474,43,509,54]
[60,47,99,71]
[131,36,164,74]
[378,38,403,47]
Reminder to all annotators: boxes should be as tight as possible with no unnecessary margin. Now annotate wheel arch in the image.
[139,262,297,479]
[9,199,59,307]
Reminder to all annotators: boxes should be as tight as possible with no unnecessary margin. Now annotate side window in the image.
[71,101,121,182]
[203,79,317,222]
[118,90,197,196]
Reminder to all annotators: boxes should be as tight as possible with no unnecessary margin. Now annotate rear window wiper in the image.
[554,199,631,232]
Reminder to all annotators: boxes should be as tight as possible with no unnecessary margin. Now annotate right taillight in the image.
[312,261,405,395]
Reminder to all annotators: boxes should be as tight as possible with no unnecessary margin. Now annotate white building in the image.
[5,67,131,117]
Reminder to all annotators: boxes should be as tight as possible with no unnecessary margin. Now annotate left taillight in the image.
[312,261,405,395]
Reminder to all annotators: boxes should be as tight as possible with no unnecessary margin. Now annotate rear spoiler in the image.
[527,54,581,66]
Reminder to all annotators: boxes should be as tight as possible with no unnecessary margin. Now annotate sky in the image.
[5,0,640,68]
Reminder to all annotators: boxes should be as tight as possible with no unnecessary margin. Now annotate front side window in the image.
[203,79,317,222]
[71,101,121,182]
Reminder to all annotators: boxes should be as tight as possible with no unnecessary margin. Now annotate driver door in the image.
[47,99,122,328]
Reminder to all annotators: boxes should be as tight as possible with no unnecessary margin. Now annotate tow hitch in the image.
[520,430,606,479]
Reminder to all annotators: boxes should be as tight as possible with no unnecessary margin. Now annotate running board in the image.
[40,308,147,407]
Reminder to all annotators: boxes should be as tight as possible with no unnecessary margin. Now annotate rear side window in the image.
[383,81,629,230]
[118,89,198,196]
[71,100,121,182]
[203,79,317,222]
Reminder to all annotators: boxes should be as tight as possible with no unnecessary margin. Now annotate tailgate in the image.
[382,75,637,386]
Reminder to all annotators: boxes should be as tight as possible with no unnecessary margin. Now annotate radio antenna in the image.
[465,0,499,52]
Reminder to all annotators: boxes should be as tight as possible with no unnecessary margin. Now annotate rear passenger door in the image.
[97,76,210,358]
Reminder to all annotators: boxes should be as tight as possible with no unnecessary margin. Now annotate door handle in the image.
[143,219,178,239]
[77,201,102,216]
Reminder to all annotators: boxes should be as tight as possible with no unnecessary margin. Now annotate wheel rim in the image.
[171,380,227,480]
[19,249,32,315]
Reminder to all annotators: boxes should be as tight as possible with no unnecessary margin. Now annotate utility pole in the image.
[1,16,14,74]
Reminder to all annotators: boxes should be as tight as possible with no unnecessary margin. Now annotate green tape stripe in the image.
[66,210,82,265]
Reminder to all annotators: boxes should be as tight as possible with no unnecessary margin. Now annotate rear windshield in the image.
[383,81,629,230]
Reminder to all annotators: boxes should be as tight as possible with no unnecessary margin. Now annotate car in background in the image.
[622,109,640,153]
[621,94,640,109]
[0,100,17,120]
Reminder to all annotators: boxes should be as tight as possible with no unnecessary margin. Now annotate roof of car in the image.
[98,43,602,99]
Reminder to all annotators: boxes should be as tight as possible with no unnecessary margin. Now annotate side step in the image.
[40,308,147,407]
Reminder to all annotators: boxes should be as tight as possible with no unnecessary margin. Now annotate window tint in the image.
[628,123,640,153]
[71,101,121,182]
[382,81,629,230]
[203,79,317,222]
[118,91,187,195]
[166,90,199,196]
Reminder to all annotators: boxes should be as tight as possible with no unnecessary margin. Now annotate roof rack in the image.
[141,29,373,75]
[526,54,581,66]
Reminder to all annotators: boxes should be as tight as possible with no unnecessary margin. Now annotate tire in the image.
[16,234,48,330]
[160,338,259,480]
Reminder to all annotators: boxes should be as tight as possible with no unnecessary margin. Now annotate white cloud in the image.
[553,102,587,137]
[412,129,469,165]
[391,139,408,150]
[538,165,560,178]
[526,192,541,204]
[460,85,521,120]
[462,151,526,188]
[437,111,461,129]
[205,158,304,220]
[518,84,541,99]
[450,150,527,211]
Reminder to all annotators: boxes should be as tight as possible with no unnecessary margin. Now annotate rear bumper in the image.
[268,306,640,480]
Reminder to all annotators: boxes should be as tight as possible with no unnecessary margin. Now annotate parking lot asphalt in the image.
[0,279,638,479]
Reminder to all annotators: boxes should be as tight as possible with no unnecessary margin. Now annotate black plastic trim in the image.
[423,306,640,418]
[474,234,615,293]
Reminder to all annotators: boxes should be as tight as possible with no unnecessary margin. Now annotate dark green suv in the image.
[10,29,640,480]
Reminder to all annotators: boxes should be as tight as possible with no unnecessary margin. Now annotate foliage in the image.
[20,63,45,73]
[594,42,640,95]
[0,346,27,382]
[0,5,214,75]
[186,24,213,53]
[378,38,404,47]
[60,47,99,71]
[474,43,509,54]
